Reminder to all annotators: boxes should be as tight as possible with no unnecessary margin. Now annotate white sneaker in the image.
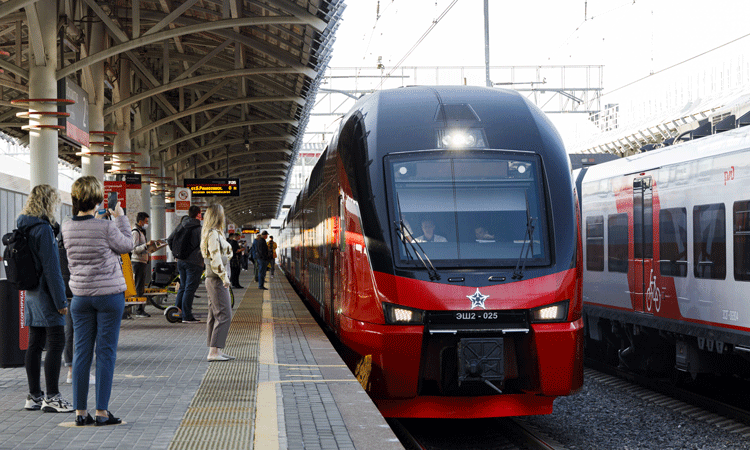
[41,393,75,413]
[24,393,44,411]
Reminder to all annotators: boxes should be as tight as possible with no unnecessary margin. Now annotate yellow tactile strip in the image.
[168,286,262,450]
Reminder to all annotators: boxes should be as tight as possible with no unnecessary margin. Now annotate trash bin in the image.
[0,279,28,367]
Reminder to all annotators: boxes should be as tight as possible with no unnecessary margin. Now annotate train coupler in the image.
[457,338,504,392]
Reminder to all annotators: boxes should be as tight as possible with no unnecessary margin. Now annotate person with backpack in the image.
[167,206,203,323]
[15,184,74,413]
[131,212,154,318]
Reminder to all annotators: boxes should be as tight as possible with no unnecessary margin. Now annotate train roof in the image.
[581,125,750,183]
[343,85,566,158]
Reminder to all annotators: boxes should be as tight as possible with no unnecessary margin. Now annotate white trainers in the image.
[24,393,44,411]
[41,393,75,413]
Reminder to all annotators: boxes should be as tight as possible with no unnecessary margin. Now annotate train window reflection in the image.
[586,216,604,272]
[659,208,688,277]
[389,154,547,266]
[608,213,628,273]
[693,203,726,280]
[733,201,750,281]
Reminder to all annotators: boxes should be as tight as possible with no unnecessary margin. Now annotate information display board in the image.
[184,178,240,197]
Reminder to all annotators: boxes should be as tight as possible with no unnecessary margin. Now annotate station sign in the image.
[242,227,259,234]
[57,78,89,148]
[184,178,240,197]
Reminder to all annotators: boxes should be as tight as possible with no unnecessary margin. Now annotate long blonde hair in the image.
[200,203,226,256]
[21,184,60,225]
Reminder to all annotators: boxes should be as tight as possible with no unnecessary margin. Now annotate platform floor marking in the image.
[254,295,279,450]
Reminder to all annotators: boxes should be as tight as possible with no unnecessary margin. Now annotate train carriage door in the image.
[329,196,343,329]
[633,177,654,313]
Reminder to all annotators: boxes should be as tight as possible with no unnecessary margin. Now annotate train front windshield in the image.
[387,152,549,268]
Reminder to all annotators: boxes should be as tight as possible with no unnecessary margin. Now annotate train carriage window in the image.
[386,153,549,267]
[586,216,604,272]
[607,213,628,273]
[693,203,726,280]
[734,201,750,281]
[659,208,688,277]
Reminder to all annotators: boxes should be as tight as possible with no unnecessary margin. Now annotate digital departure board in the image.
[184,178,240,197]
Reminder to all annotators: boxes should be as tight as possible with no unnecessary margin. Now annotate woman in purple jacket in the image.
[61,176,133,426]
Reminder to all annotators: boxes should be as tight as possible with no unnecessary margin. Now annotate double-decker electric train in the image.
[279,86,584,418]
[579,125,750,379]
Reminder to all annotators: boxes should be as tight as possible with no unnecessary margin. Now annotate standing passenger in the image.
[200,204,235,361]
[62,176,133,426]
[18,185,74,413]
[267,236,277,278]
[255,231,271,290]
[168,206,203,323]
[228,233,243,289]
[131,212,153,317]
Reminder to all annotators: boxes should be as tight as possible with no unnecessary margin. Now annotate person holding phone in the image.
[131,212,154,317]
[62,176,133,426]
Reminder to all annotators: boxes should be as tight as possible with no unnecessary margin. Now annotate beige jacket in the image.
[202,229,232,286]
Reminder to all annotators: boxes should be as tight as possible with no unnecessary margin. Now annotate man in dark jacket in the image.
[168,206,203,323]
[228,233,243,289]
[254,230,271,290]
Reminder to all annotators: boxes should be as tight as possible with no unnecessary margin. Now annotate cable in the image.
[603,30,750,97]
[375,0,459,90]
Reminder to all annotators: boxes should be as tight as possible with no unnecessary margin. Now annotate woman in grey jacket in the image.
[61,176,133,426]
[18,184,74,413]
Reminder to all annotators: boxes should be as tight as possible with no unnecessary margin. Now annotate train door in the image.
[632,176,654,313]
[329,195,344,329]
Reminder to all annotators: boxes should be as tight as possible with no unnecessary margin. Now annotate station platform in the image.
[0,268,403,449]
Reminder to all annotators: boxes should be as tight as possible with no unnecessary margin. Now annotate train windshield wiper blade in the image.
[396,220,441,281]
[512,191,535,280]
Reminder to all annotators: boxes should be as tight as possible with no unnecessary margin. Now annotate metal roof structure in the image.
[0,0,344,225]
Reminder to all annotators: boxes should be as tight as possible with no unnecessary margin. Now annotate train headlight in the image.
[530,300,569,323]
[383,303,424,325]
[437,129,486,149]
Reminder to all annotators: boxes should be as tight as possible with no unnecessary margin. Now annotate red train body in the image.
[280,86,583,418]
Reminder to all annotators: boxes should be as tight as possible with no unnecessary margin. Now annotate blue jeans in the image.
[176,260,202,321]
[71,292,125,411]
[257,259,269,288]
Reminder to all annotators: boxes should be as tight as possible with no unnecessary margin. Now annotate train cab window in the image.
[387,153,549,267]
[586,216,604,272]
[659,208,688,277]
[734,200,750,281]
[607,213,628,273]
[693,203,726,280]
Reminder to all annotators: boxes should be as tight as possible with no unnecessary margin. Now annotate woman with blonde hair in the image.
[18,184,74,413]
[200,203,235,361]
[61,176,133,426]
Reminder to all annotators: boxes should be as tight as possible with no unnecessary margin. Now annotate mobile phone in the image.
[107,191,118,210]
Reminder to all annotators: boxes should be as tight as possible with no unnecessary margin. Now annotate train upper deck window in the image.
[659,208,688,277]
[734,201,750,281]
[693,203,726,280]
[608,214,628,273]
[586,216,604,272]
[387,152,549,267]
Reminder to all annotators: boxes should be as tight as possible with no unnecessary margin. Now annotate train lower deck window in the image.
[608,213,628,273]
[586,215,604,272]
[387,152,549,267]
[659,208,688,277]
[734,200,750,281]
[693,203,726,280]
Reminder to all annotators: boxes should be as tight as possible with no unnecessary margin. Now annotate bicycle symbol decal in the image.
[645,269,661,313]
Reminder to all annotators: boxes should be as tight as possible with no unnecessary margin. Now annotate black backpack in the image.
[168,222,198,260]
[2,222,46,291]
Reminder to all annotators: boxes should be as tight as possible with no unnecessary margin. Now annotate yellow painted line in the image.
[253,382,279,450]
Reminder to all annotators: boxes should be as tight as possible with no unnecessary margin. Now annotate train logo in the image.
[467,288,489,309]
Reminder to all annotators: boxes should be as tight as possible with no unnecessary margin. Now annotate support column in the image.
[150,147,167,262]
[82,20,105,181]
[27,0,58,189]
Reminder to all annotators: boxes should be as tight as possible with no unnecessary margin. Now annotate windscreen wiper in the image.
[512,191,535,280]
[396,220,441,281]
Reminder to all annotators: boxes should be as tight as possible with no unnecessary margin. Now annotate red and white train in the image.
[580,125,750,377]
[280,86,584,419]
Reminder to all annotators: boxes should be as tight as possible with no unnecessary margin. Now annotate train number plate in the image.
[428,310,527,325]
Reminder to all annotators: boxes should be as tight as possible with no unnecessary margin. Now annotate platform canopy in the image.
[0,0,344,224]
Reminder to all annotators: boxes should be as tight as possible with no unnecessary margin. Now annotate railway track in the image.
[584,362,750,437]
[387,416,568,450]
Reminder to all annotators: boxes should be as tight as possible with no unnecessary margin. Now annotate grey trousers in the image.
[205,276,232,349]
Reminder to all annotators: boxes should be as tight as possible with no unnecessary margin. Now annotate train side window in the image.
[734,200,750,281]
[586,215,604,272]
[659,208,688,277]
[607,213,628,273]
[693,203,726,280]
